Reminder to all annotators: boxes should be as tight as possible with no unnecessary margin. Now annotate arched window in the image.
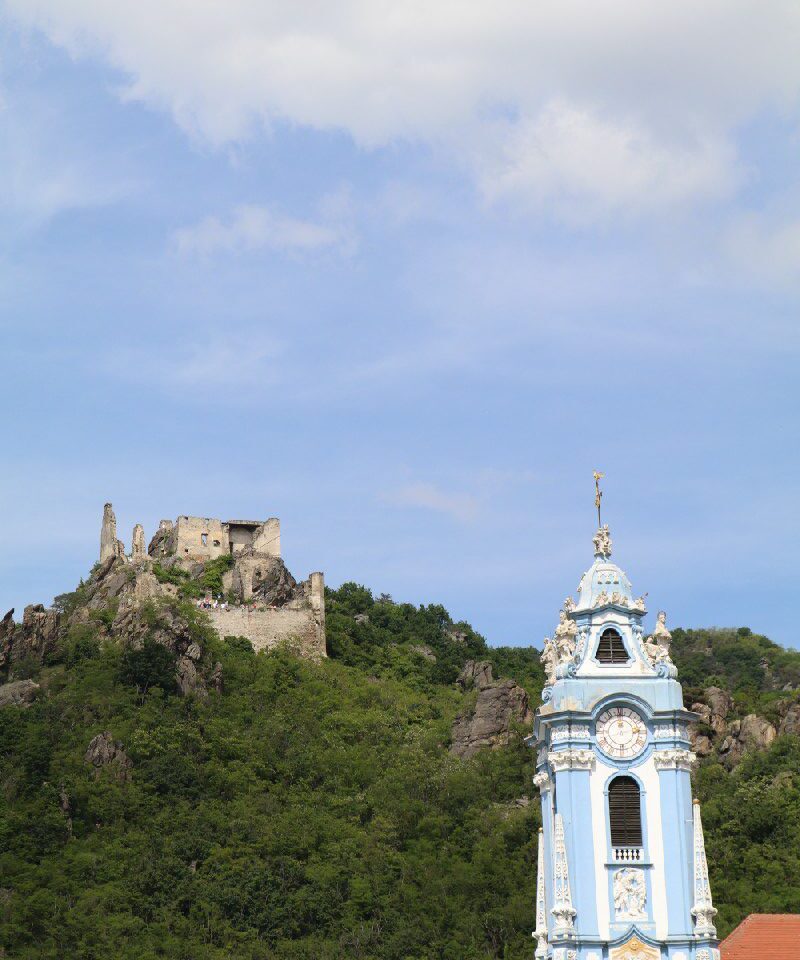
[595,628,629,664]
[609,776,643,848]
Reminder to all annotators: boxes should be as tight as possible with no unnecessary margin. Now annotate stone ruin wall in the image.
[99,505,325,659]
[207,572,325,660]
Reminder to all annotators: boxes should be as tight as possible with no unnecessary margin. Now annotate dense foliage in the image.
[0,586,538,960]
[1,584,799,957]
[673,626,800,716]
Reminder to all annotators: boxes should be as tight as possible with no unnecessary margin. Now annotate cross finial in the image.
[593,471,604,527]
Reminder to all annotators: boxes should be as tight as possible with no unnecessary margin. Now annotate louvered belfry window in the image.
[595,628,629,664]
[609,776,643,846]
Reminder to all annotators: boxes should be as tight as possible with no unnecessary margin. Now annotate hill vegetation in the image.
[1,583,799,957]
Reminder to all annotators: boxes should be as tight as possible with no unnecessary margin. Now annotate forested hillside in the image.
[1,580,799,958]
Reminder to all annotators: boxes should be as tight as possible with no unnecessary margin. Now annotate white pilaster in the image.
[535,828,549,958]
[551,813,577,939]
[691,799,717,939]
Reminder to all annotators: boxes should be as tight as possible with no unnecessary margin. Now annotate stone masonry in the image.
[99,505,326,659]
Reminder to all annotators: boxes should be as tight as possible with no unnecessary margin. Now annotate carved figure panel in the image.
[613,867,647,920]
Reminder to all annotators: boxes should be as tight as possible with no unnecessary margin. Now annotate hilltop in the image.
[0,572,799,958]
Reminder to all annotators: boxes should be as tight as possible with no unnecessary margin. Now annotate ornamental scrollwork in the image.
[653,749,696,771]
[533,771,552,792]
[548,749,595,772]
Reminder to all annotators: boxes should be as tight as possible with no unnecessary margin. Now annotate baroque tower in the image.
[530,515,719,960]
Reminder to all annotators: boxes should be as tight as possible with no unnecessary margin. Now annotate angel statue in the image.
[592,523,613,557]
[541,636,558,686]
[553,610,578,661]
[643,610,673,667]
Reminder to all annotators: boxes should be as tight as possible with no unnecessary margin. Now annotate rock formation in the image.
[718,714,777,767]
[131,523,146,561]
[0,678,40,708]
[0,604,61,675]
[450,661,533,759]
[84,732,133,781]
[99,503,124,562]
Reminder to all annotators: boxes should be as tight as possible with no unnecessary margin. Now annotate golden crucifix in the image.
[593,471,605,527]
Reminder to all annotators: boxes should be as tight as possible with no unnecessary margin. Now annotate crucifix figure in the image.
[593,471,605,526]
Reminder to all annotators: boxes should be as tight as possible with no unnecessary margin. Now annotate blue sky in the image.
[1,3,800,649]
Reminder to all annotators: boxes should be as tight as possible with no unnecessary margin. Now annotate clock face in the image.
[596,707,647,760]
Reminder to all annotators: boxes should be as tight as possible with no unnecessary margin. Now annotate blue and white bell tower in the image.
[530,506,719,960]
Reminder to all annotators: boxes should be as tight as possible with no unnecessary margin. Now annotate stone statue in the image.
[553,610,578,660]
[643,611,673,667]
[633,595,647,611]
[613,867,647,920]
[592,523,612,557]
[541,636,558,685]
[563,596,576,613]
[593,590,610,608]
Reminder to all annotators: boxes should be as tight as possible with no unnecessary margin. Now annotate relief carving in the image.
[613,868,647,920]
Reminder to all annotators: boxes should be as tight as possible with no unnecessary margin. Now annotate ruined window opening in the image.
[213,539,220,547]
[595,628,629,664]
[201,534,208,546]
[608,776,643,846]
[184,548,189,553]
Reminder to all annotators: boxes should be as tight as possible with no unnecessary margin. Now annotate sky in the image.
[1,2,800,649]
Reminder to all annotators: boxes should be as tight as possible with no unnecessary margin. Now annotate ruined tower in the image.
[131,523,146,562]
[99,503,124,562]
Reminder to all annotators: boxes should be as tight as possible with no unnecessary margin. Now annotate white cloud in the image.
[6,1,800,220]
[383,483,479,523]
[476,101,742,221]
[172,202,354,258]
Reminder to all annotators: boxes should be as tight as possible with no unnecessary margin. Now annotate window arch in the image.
[595,628,629,664]
[608,776,643,848]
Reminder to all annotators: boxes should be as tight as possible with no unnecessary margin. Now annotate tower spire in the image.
[551,813,577,939]
[691,799,718,938]
[534,828,549,959]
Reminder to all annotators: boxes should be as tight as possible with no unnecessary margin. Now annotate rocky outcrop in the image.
[99,503,124,562]
[456,660,494,691]
[450,661,533,759]
[410,644,436,662]
[0,678,40,708]
[84,732,132,781]
[75,557,173,617]
[0,604,62,675]
[113,601,211,696]
[719,714,777,767]
[689,686,733,756]
[779,702,800,736]
[131,524,146,561]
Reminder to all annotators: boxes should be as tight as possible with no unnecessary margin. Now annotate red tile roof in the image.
[721,914,800,959]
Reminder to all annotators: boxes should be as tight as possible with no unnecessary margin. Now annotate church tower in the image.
[530,494,719,960]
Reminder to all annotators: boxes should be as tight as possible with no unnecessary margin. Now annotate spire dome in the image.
[574,525,641,612]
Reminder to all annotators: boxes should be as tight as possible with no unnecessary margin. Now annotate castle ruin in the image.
[99,505,326,659]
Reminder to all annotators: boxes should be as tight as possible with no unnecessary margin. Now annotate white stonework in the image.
[551,813,577,938]
[653,724,688,739]
[691,800,718,939]
[534,829,549,959]
[548,749,595,772]
[551,725,591,742]
[613,867,647,920]
[533,771,552,792]
[653,749,696,771]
